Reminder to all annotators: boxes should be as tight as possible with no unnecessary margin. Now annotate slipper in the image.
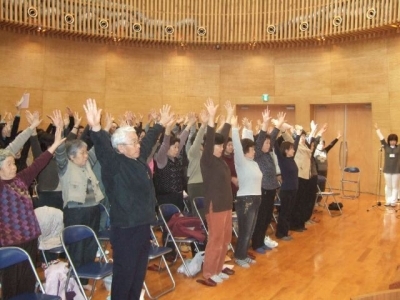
[147,264,160,272]
[82,284,96,291]
[196,278,217,287]
[311,216,321,223]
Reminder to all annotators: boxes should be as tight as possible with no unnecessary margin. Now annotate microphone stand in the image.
[368,146,384,211]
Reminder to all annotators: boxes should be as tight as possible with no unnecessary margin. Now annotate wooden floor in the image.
[91,193,400,300]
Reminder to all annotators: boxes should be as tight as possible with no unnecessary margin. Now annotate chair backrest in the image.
[62,225,96,246]
[34,206,64,250]
[99,202,111,229]
[0,247,48,294]
[317,175,327,183]
[192,197,208,234]
[0,246,31,269]
[159,203,181,224]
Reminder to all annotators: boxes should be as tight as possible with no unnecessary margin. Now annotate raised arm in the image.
[6,110,41,155]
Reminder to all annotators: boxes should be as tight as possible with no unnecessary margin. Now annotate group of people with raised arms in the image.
[1,97,346,298]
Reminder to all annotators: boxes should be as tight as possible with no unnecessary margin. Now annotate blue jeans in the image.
[234,195,261,260]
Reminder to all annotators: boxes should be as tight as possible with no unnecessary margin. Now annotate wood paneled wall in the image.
[1,29,400,193]
[1,0,399,47]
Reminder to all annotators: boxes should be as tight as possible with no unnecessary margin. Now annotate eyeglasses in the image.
[121,141,139,146]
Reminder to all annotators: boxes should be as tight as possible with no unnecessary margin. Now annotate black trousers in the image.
[110,224,150,300]
[275,189,297,238]
[2,239,38,299]
[290,178,309,230]
[63,205,100,285]
[252,188,276,250]
[303,175,318,222]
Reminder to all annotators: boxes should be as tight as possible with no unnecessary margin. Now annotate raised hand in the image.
[83,98,102,131]
[231,115,239,129]
[199,109,209,125]
[73,111,82,127]
[242,117,252,130]
[186,112,197,128]
[204,98,218,117]
[224,100,234,123]
[275,112,286,129]
[262,108,271,124]
[159,104,172,126]
[26,110,42,129]
[47,110,63,128]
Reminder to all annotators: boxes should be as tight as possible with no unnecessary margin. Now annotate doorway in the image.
[312,103,374,194]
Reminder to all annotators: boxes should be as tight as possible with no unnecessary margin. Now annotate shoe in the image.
[180,243,190,253]
[96,249,110,257]
[264,236,278,248]
[391,203,397,207]
[196,278,217,287]
[221,268,235,275]
[385,203,391,207]
[245,257,256,264]
[210,275,223,283]
[262,245,273,251]
[277,235,293,241]
[255,247,266,254]
[235,259,250,268]
[218,272,230,280]
[247,252,256,260]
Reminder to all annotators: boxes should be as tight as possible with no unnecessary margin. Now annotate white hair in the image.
[111,126,136,149]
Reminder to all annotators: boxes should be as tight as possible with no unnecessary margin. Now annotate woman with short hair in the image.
[375,123,400,207]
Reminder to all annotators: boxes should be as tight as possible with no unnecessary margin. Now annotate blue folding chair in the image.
[158,203,200,277]
[143,226,176,299]
[0,246,61,300]
[61,225,113,300]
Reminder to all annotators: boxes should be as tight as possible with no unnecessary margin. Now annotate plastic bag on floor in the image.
[177,251,204,276]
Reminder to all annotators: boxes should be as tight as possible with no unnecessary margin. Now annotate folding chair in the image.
[143,226,176,299]
[158,203,200,277]
[192,196,235,253]
[34,206,65,266]
[61,225,113,300]
[97,203,111,258]
[0,246,61,300]
[317,175,342,216]
[341,166,361,199]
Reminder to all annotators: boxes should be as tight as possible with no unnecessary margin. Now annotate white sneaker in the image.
[218,272,230,280]
[235,259,250,268]
[210,274,223,283]
[264,236,278,248]
[245,257,256,264]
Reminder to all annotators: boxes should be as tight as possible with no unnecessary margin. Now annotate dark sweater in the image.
[91,125,163,228]
[255,129,280,190]
[222,153,238,196]
[273,128,298,191]
[200,124,233,213]
[0,151,52,246]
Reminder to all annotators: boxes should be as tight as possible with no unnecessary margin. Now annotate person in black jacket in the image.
[84,98,172,300]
